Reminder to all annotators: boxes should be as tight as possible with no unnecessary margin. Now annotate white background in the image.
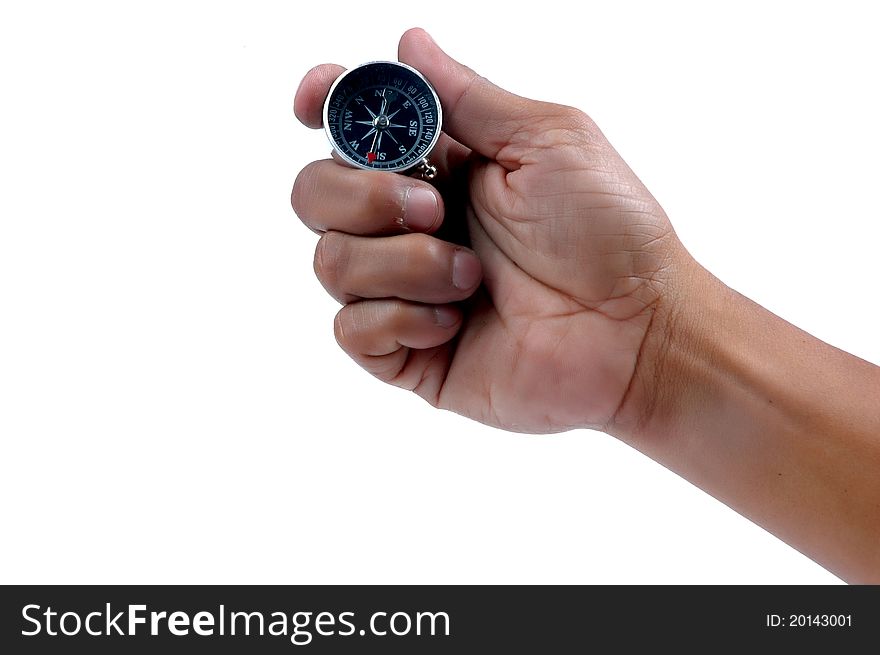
[1,1,877,584]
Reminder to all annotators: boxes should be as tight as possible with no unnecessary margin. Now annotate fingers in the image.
[333,299,461,389]
[314,231,482,304]
[398,28,543,162]
[335,299,462,356]
[292,52,483,403]
[292,159,443,234]
[294,64,345,128]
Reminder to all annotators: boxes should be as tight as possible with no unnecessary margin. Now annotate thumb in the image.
[398,28,538,162]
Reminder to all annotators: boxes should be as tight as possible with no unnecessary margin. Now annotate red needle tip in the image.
[367,152,377,163]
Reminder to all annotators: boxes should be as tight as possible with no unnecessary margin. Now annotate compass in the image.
[323,61,442,179]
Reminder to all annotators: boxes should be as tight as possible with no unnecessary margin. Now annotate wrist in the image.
[607,251,727,445]
[606,247,880,582]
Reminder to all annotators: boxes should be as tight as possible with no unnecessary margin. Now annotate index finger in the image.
[294,64,345,128]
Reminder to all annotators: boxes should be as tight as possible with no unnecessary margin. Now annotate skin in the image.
[292,28,880,582]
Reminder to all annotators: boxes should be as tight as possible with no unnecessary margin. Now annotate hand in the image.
[292,28,690,434]
[293,29,880,581]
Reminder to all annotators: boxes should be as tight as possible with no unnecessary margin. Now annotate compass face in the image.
[323,61,442,173]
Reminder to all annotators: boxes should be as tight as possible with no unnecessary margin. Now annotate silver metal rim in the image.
[322,61,443,174]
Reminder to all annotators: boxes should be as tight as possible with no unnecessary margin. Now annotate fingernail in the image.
[452,249,481,290]
[403,186,439,231]
[433,305,460,328]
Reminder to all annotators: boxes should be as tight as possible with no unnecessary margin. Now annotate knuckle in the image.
[313,231,347,292]
[369,300,410,339]
[557,105,593,132]
[333,306,351,347]
[530,104,606,154]
[561,106,603,144]
[387,299,410,330]
[365,177,401,223]
[519,103,601,152]
[405,233,448,270]
[291,162,319,218]
[333,302,379,349]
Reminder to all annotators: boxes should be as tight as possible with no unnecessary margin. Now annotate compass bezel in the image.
[322,61,443,174]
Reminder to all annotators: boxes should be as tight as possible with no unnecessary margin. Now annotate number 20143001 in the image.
[766,614,852,627]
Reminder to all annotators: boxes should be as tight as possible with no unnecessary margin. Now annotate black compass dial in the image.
[324,62,442,172]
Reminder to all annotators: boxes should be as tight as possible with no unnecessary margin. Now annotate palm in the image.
[416,127,675,433]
